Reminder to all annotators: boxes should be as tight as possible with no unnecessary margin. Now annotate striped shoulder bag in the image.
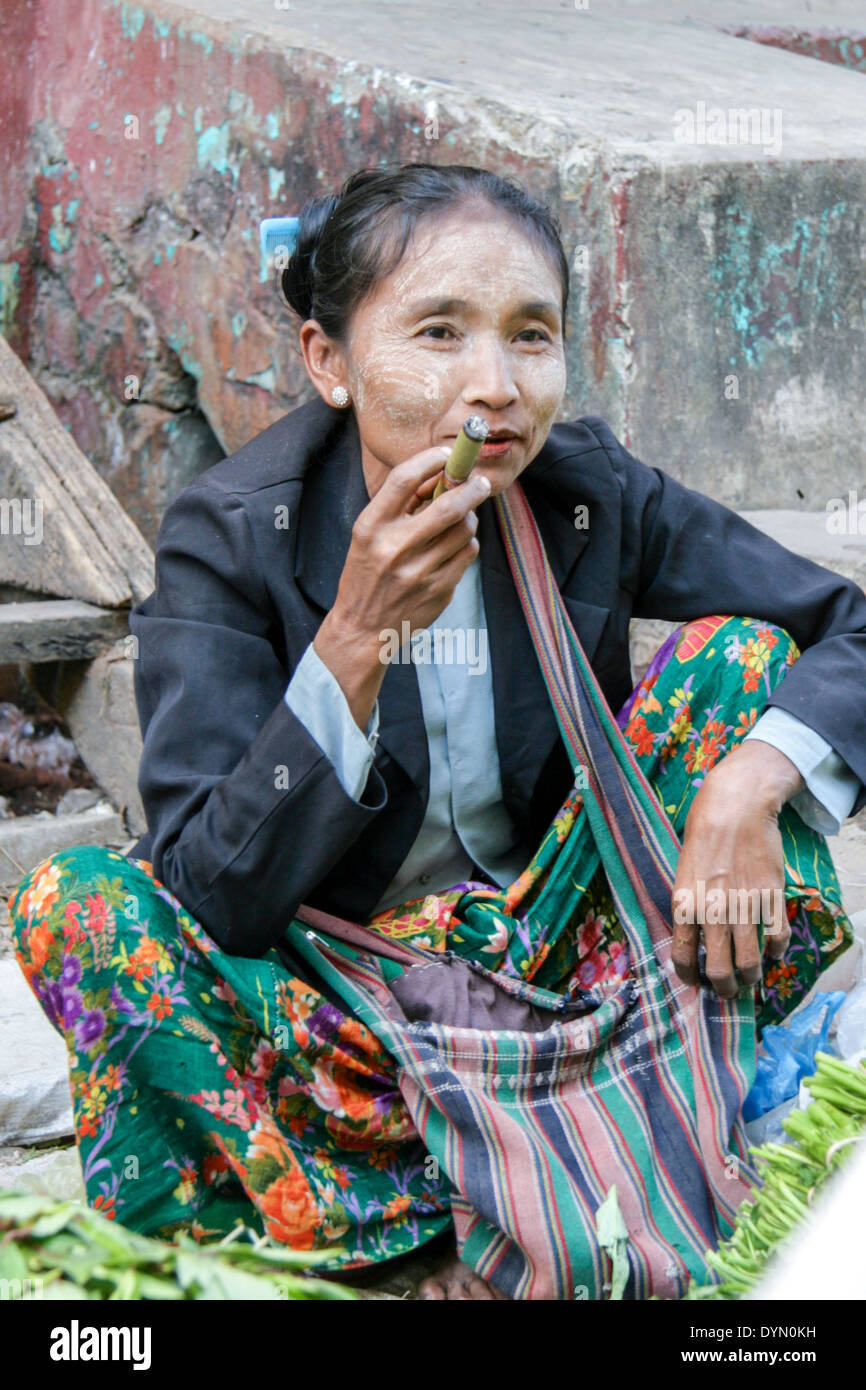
[285,479,760,1300]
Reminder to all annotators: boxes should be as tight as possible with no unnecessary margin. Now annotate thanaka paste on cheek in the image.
[344,209,567,479]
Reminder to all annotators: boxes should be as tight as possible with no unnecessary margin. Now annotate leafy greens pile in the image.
[686,1051,866,1299]
[0,1188,357,1300]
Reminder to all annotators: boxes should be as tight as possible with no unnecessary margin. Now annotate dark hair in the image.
[281,163,570,342]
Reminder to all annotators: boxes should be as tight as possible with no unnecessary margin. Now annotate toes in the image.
[417,1254,502,1300]
[417,1276,447,1300]
[465,1275,496,1300]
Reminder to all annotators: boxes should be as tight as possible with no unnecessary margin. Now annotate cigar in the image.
[432,415,490,499]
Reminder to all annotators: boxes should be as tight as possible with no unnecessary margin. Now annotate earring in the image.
[331,385,349,407]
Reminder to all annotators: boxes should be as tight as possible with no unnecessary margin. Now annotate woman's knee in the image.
[669,615,799,698]
[8,842,178,972]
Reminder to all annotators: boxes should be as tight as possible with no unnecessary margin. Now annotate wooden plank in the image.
[0,337,154,605]
[0,600,129,664]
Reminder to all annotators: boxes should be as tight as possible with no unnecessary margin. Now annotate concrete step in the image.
[0,802,127,883]
[629,506,866,681]
[0,958,74,1146]
[0,803,132,964]
[831,818,866,918]
[739,509,866,592]
[0,599,130,665]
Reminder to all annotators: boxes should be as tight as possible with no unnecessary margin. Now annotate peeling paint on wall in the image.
[708,203,846,366]
[0,263,21,339]
[153,105,172,145]
[243,364,277,391]
[196,124,237,181]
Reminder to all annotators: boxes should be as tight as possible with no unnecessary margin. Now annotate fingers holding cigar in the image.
[432,416,490,499]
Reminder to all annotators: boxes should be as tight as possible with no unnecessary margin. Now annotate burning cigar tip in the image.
[463,415,491,442]
[431,416,490,499]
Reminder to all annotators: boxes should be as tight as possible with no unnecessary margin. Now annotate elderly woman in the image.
[9,163,864,1301]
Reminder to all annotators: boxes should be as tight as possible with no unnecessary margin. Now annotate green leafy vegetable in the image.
[685,1051,866,1299]
[0,1188,357,1301]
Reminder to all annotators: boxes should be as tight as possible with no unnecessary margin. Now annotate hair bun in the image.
[281,194,339,320]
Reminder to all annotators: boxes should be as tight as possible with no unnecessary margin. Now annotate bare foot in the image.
[418,1249,507,1300]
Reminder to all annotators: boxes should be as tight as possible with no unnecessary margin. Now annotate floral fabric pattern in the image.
[7,615,853,1267]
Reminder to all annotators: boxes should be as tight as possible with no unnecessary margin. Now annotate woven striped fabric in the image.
[287,479,761,1299]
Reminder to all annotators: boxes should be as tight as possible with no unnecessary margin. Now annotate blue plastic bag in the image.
[743,991,847,1121]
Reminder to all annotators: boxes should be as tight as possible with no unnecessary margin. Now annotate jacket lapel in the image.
[292,409,429,797]
[292,407,610,820]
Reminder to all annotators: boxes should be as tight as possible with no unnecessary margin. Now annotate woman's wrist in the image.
[313,606,387,732]
[708,738,806,814]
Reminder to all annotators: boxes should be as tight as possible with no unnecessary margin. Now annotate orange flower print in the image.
[735,707,758,739]
[258,1169,320,1249]
[368,1146,400,1171]
[203,1153,231,1187]
[684,719,728,775]
[504,868,536,915]
[25,860,62,920]
[526,941,550,980]
[330,1064,378,1124]
[625,712,655,757]
[630,671,662,718]
[383,1193,412,1223]
[123,937,163,983]
[739,631,777,693]
[147,991,173,1021]
[765,959,797,998]
[78,1113,99,1139]
[248,1116,293,1166]
[92,1193,116,1220]
[658,732,680,766]
[173,1161,197,1206]
[667,705,691,744]
[26,921,55,971]
[78,1076,108,1136]
[553,803,577,843]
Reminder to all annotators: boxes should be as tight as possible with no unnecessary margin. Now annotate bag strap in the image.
[294,902,429,967]
[493,482,681,938]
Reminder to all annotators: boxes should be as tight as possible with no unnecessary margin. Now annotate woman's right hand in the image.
[334,446,491,642]
[312,446,491,731]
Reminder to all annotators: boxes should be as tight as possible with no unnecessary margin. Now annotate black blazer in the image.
[128,397,866,956]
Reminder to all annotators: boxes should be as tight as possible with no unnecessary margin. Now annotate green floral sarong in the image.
[7,615,853,1268]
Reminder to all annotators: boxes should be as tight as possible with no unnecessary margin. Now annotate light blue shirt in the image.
[742,707,860,836]
[285,561,860,912]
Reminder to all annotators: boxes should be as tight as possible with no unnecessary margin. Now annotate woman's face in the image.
[302,204,568,500]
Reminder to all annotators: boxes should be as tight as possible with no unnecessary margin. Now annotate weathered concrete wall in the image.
[722,24,866,73]
[2,0,865,537]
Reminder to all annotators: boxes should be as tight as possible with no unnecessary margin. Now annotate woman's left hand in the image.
[670,740,805,997]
